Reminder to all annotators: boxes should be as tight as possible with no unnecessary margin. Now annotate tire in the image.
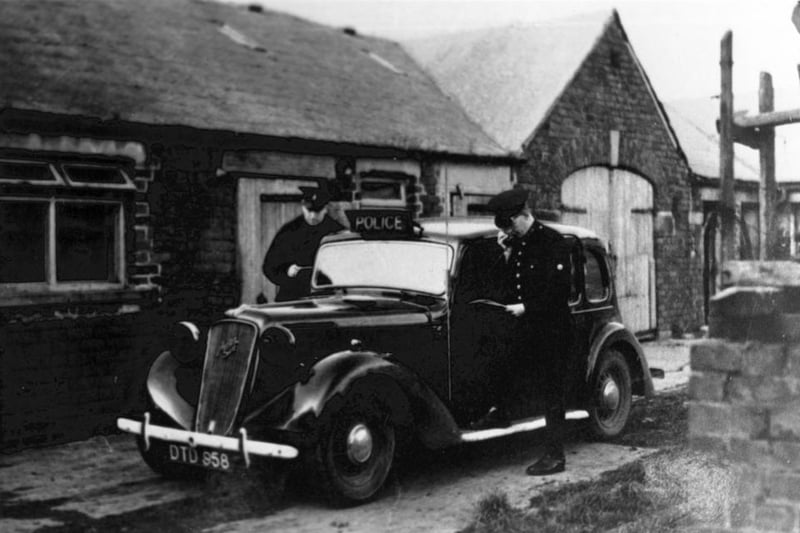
[587,348,632,439]
[310,396,396,505]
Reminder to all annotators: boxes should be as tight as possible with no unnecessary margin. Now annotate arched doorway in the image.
[561,167,656,335]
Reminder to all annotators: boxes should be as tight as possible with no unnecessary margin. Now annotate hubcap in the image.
[601,377,620,411]
[346,423,373,464]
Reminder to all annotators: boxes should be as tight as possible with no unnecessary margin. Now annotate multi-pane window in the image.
[0,157,132,293]
[0,199,123,287]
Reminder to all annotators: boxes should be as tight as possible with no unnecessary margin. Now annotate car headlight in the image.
[169,321,203,364]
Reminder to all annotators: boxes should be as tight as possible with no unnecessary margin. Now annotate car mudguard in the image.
[146,351,195,430]
[586,322,654,397]
[244,350,463,450]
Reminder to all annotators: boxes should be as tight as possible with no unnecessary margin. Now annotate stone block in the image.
[730,406,769,439]
[709,285,782,318]
[727,376,800,407]
[772,400,800,441]
[721,260,800,289]
[741,342,786,377]
[689,372,728,402]
[776,314,800,343]
[708,313,783,342]
[785,343,800,379]
[689,402,732,437]
[689,434,730,456]
[753,503,795,532]
[730,438,773,467]
[765,472,800,502]
[691,340,743,373]
[772,441,800,472]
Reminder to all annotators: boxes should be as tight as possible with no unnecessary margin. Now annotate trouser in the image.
[524,317,572,455]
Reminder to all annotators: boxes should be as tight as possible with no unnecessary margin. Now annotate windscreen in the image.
[313,240,453,295]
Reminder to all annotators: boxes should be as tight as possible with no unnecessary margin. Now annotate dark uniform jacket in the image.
[503,219,573,328]
[262,215,343,302]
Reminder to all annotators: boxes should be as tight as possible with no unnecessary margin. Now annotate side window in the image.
[584,249,610,303]
[0,156,132,296]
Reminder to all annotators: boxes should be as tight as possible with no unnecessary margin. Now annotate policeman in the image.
[485,188,574,476]
[262,184,344,302]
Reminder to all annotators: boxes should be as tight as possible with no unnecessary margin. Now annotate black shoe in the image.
[469,407,511,430]
[525,452,565,476]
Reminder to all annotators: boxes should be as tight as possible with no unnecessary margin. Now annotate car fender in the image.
[586,322,654,397]
[146,351,195,430]
[246,350,462,449]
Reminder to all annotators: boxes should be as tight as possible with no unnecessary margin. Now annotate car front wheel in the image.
[587,348,632,439]
[310,397,396,505]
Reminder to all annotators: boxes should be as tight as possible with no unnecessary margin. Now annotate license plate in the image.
[168,444,231,471]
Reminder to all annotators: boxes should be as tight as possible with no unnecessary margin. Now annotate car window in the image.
[313,240,453,295]
[584,249,610,303]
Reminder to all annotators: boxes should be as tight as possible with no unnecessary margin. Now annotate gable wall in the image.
[519,22,704,335]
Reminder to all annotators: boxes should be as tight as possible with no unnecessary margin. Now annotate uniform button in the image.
[516,273,520,278]
[516,284,521,289]
[517,295,522,301]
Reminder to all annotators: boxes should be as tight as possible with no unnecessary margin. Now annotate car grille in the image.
[195,320,258,436]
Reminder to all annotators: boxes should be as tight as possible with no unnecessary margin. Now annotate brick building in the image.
[408,11,704,337]
[0,0,513,450]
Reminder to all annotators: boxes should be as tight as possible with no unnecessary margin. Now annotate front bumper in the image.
[117,412,299,468]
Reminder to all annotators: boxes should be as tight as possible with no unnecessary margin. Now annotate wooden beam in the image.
[719,31,737,266]
[733,108,800,129]
[758,72,776,260]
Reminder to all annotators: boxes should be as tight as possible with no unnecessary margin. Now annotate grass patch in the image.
[461,389,737,532]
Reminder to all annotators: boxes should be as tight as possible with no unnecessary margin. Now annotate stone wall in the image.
[689,261,800,531]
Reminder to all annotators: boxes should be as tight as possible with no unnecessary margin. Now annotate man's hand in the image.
[287,263,302,278]
[505,303,525,317]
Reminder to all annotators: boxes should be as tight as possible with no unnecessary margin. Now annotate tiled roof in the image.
[663,100,760,182]
[0,0,507,157]
[405,11,612,152]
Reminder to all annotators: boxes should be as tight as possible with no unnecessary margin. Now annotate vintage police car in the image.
[117,211,654,505]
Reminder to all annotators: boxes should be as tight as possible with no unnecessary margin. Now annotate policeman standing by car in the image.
[484,188,574,476]
[262,183,344,302]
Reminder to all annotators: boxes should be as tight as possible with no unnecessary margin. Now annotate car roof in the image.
[323,216,605,247]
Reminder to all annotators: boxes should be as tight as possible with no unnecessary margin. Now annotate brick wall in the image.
[521,21,703,334]
[0,304,161,451]
[689,261,800,531]
[146,143,239,326]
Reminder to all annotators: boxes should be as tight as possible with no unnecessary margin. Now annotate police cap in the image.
[299,185,332,211]
[487,188,529,228]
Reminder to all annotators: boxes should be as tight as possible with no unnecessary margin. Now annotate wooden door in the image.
[561,167,655,334]
[237,178,317,304]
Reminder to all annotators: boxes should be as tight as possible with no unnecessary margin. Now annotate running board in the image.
[460,410,589,443]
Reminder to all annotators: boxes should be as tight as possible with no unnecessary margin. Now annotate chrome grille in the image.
[195,320,258,436]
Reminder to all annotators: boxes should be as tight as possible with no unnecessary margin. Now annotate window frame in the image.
[0,196,126,295]
[0,158,65,186]
[356,175,407,208]
[583,248,611,304]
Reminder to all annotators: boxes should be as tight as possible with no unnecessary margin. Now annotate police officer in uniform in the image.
[262,184,344,302]
[484,188,574,476]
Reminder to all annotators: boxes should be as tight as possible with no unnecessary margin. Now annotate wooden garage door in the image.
[561,167,655,334]
[237,178,318,304]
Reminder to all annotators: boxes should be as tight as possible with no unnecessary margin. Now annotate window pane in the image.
[584,250,607,302]
[56,203,117,282]
[360,180,403,200]
[0,202,47,282]
[0,160,57,182]
[62,164,127,185]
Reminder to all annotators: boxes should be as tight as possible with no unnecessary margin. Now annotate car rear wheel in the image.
[587,348,632,439]
[310,396,396,505]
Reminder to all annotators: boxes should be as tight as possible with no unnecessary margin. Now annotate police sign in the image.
[346,209,414,236]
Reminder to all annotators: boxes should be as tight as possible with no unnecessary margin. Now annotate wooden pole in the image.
[720,31,736,264]
[758,72,776,259]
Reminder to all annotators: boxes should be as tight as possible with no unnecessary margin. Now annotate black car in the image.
[117,211,654,504]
